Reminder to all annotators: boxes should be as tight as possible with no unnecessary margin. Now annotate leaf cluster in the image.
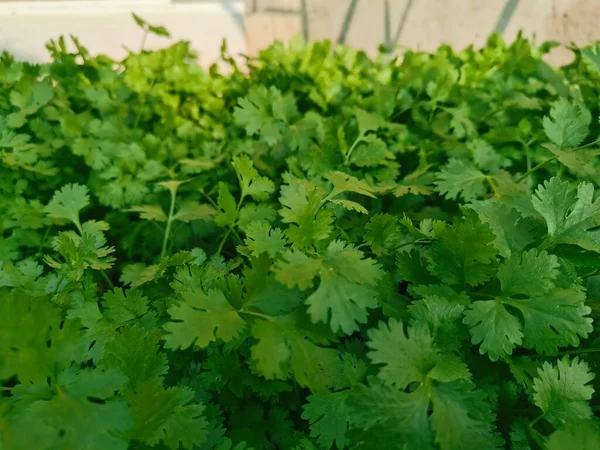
[4,17,600,449]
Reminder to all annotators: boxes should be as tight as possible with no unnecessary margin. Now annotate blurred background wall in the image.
[247,0,600,65]
[1,1,600,65]
[0,1,245,64]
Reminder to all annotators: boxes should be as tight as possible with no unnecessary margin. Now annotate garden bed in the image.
[2,17,600,450]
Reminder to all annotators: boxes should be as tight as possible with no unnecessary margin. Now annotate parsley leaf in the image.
[5,23,600,450]
[250,313,340,393]
[243,221,287,258]
[427,215,498,287]
[435,159,488,202]
[543,99,591,149]
[533,357,595,427]
[301,391,349,449]
[497,249,559,297]
[44,183,90,231]
[163,288,247,350]
[546,419,600,450]
[533,178,600,252]
[275,241,381,334]
[368,319,470,388]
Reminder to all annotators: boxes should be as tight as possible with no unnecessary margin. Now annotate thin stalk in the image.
[516,138,600,183]
[537,235,554,252]
[100,270,115,290]
[524,142,532,188]
[529,414,545,428]
[38,226,52,256]
[216,228,233,256]
[344,131,366,166]
[527,424,546,449]
[516,156,557,183]
[480,106,501,121]
[202,190,244,244]
[54,274,66,295]
[396,239,429,251]
[201,188,242,246]
[486,176,500,196]
[573,138,600,151]
[160,188,177,260]
[582,268,600,279]
[216,195,245,256]
[73,217,83,235]
[239,310,274,322]
[556,347,600,356]
[231,228,244,245]
[428,104,438,123]
[140,29,149,53]
[200,190,219,209]
[318,190,336,210]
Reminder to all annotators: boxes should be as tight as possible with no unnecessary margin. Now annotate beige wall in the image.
[3,1,600,67]
[246,0,600,65]
[0,1,245,66]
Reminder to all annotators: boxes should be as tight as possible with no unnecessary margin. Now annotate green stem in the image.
[73,215,83,235]
[535,235,552,251]
[527,424,546,449]
[486,176,500,196]
[582,268,600,279]
[100,270,115,290]
[529,413,545,428]
[318,190,336,210]
[140,28,149,53]
[54,274,66,295]
[216,195,245,256]
[200,189,242,245]
[574,138,600,151]
[200,190,219,209]
[344,131,366,166]
[524,142,532,189]
[480,106,501,121]
[161,188,177,260]
[516,156,557,183]
[216,228,233,256]
[231,228,244,246]
[527,413,547,449]
[38,226,52,256]
[556,347,600,356]
[396,239,429,251]
[516,138,600,183]
[239,310,274,322]
[428,103,438,123]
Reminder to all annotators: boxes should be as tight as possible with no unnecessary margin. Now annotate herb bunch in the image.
[3,17,600,450]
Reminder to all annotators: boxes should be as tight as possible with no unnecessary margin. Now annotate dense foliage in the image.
[4,16,600,449]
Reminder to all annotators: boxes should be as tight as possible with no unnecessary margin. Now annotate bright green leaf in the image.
[533,357,595,427]
[543,98,591,149]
